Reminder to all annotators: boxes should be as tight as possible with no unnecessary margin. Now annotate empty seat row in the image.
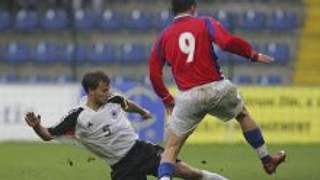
[0,73,284,85]
[233,74,284,85]
[215,42,291,65]
[0,42,149,64]
[0,9,299,32]
[0,41,291,65]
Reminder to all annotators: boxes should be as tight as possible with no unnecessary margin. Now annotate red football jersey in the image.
[149,15,255,105]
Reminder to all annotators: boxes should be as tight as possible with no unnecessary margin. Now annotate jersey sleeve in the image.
[48,107,83,136]
[206,17,258,61]
[107,94,129,110]
[149,37,174,106]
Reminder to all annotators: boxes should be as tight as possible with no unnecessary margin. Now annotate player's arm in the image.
[25,108,81,141]
[209,18,274,64]
[126,100,152,120]
[25,112,53,141]
[149,38,174,113]
[107,95,152,120]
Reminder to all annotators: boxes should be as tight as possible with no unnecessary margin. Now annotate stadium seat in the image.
[59,43,75,64]
[0,10,11,31]
[41,9,69,30]
[0,74,19,83]
[14,9,39,31]
[33,42,60,64]
[257,74,283,85]
[268,10,297,31]
[213,44,230,65]
[238,10,266,31]
[120,43,146,64]
[124,10,152,31]
[153,10,172,30]
[54,74,74,83]
[2,42,30,63]
[234,74,254,85]
[74,9,98,30]
[98,9,123,31]
[112,77,138,91]
[74,43,89,63]
[88,43,117,64]
[214,10,233,30]
[266,42,290,64]
[28,75,53,83]
[230,54,250,65]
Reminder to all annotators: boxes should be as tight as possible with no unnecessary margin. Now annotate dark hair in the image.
[171,0,197,16]
[81,71,110,94]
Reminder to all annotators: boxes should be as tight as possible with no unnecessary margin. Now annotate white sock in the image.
[159,176,171,180]
[256,144,269,159]
[201,170,229,180]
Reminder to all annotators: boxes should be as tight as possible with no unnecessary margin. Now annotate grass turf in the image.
[0,142,319,180]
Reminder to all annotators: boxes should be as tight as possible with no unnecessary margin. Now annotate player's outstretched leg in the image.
[158,129,189,180]
[235,107,286,175]
[174,160,229,180]
[201,170,229,180]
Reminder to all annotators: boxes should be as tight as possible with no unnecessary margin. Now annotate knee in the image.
[235,109,249,122]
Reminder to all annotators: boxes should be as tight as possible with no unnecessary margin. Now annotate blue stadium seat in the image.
[230,54,250,65]
[0,74,19,83]
[214,10,233,30]
[2,42,30,63]
[266,42,290,64]
[124,10,152,31]
[153,10,172,30]
[74,43,89,63]
[257,75,283,85]
[59,43,75,64]
[33,42,60,64]
[98,9,123,31]
[120,43,146,64]
[74,9,98,30]
[234,74,254,85]
[88,43,116,64]
[54,75,74,83]
[238,10,266,31]
[112,77,138,91]
[268,10,297,31]
[28,75,53,83]
[41,9,69,30]
[213,44,230,65]
[14,9,39,31]
[0,10,11,31]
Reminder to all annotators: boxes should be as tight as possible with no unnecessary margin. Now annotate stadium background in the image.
[0,0,319,179]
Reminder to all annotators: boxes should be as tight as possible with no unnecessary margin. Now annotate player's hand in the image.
[255,53,274,64]
[25,112,41,128]
[141,109,152,120]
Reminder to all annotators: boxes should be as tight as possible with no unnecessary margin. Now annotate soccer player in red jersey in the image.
[149,0,287,179]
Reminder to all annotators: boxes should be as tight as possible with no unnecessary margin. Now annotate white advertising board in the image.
[0,84,80,141]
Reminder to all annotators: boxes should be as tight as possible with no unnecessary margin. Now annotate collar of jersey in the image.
[174,13,193,20]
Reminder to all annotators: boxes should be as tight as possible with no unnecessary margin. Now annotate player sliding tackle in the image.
[25,71,228,180]
[148,0,286,179]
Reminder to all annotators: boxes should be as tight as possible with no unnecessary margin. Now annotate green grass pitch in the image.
[0,142,319,180]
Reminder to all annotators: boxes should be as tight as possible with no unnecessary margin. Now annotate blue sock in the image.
[244,128,271,162]
[243,128,265,149]
[158,162,175,178]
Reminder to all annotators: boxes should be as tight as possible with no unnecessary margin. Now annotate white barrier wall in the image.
[0,84,80,141]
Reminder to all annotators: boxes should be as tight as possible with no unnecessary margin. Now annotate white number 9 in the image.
[179,32,196,63]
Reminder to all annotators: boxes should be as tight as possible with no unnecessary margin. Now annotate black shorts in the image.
[111,140,163,180]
